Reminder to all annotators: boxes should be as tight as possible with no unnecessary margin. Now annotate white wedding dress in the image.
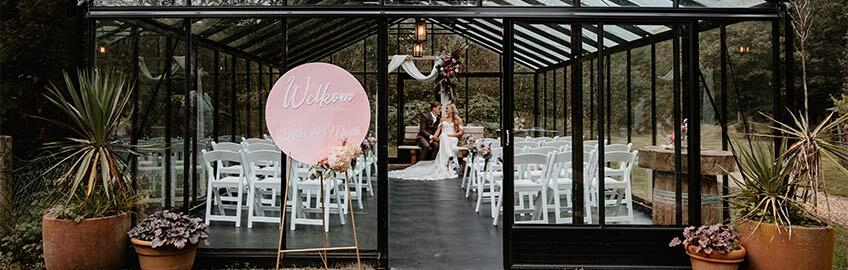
[389,121,459,180]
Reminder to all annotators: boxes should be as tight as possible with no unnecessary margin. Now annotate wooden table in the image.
[637,146,736,225]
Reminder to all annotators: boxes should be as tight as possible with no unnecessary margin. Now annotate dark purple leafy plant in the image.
[127,210,208,249]
[669,224,740,255]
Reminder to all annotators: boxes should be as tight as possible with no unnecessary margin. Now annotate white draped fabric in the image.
[388,55,451,116]
[387,55,442,81]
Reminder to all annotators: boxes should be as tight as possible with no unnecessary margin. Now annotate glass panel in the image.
[282,18,379,251]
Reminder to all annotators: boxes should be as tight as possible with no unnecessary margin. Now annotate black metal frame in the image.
[87,3,790,269]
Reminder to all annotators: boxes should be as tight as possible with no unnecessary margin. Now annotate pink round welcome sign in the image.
[265,63,371,165]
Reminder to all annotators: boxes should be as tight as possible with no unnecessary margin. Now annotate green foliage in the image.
[730,111,848,228]
[728,141,823,227]
[36,69,143,220]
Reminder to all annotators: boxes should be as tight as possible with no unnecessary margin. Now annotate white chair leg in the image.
[492,188,503,226]
[323,187,331,233]
[333,181,345,225]
[204,181,213,225]
[290,187,299,231]
[247,183,255,228]
[235,181,243,228]
[474,177,484,213]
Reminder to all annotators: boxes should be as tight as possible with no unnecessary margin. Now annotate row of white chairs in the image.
[462,138,637,225]
[203,137,377,231]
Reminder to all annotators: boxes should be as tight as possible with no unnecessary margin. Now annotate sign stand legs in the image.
[275,158,362,270]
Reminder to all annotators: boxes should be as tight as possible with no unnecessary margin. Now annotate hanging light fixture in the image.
[98,45,107,54]
[412,42,424,57]
[415,19,427,42]
[737,46,751,55]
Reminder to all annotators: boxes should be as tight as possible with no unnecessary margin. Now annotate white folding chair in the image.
[547,151,594,224]
[492,152,552,226]
[602,143,632,178]
[514,141,540,149]
[594,151,637,224]
[242,137,273,144]
[203,150,245,227]
[289,161,346,232]
[475,147,503,215]
[242,150,283,228]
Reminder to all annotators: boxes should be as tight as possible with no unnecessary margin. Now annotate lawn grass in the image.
[835,224,848,269]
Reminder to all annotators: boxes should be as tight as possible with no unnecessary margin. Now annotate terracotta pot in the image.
[686,245,746,270]
[42,212,131,270]
[131,238,198,270]
[737,220,835,270]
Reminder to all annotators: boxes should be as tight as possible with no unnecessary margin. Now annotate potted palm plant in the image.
[128,210,208,270]
[728,111,848,270]
[37,70,143,270]
[669,224,746,270]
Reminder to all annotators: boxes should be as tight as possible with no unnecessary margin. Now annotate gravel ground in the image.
[809,193,848,226]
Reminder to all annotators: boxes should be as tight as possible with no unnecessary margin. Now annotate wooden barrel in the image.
[652,171,721,225]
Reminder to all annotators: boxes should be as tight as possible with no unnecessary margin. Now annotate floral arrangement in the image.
[667,118,688,145]
[514,116,527,130]
[310,138,363,180]
[435,45,468,102]
[127,210,208,249]
[669,224,739,255]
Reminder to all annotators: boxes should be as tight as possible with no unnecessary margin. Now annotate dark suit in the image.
[416,111,440,160]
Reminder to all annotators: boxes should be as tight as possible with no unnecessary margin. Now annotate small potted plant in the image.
[669,224,746,270]
[127,210,208,270]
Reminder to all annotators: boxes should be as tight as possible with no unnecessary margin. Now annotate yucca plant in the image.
[730,110,848,231]
[35,69,143,221]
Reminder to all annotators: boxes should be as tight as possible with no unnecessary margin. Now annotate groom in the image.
[417,101,441,160]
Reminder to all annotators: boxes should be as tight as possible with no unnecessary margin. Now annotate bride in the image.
[389,104,464,180]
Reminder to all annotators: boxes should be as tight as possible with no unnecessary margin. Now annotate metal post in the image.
[606,55,611,143]
[259,64,264,134]
[183,18,192,213]
[279,17,289,253]
[245,60,252,138]
[501,18,515,268]
[231,56,237,142]
[164,36,173,209]
[651,43,657,147]
[686,21,702,226]
[130,26,140,195]
[533,73,539,131]
[672,25,683,225]
[570,24,585,225]
[771,21,782,154]
[213,49,220,142]
[597,24,606,226]
[397,74,405,150]
[553,70,557,130]
[544,72,548,130]
[785,11,795,115]
[589,59,595,139]
[720,25,730,220]
[626,49,632,143]
[377,18,390,269]
[564,66,568,130]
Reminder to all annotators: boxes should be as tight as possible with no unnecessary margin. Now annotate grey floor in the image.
[388,177,503,270]
[199,175,651,270]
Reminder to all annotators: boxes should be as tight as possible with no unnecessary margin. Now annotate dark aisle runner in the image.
[389,177,503,270]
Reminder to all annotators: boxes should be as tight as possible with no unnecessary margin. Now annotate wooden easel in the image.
[275,157,362,270]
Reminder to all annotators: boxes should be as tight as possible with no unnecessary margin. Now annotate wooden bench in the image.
[398,125,485,164]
